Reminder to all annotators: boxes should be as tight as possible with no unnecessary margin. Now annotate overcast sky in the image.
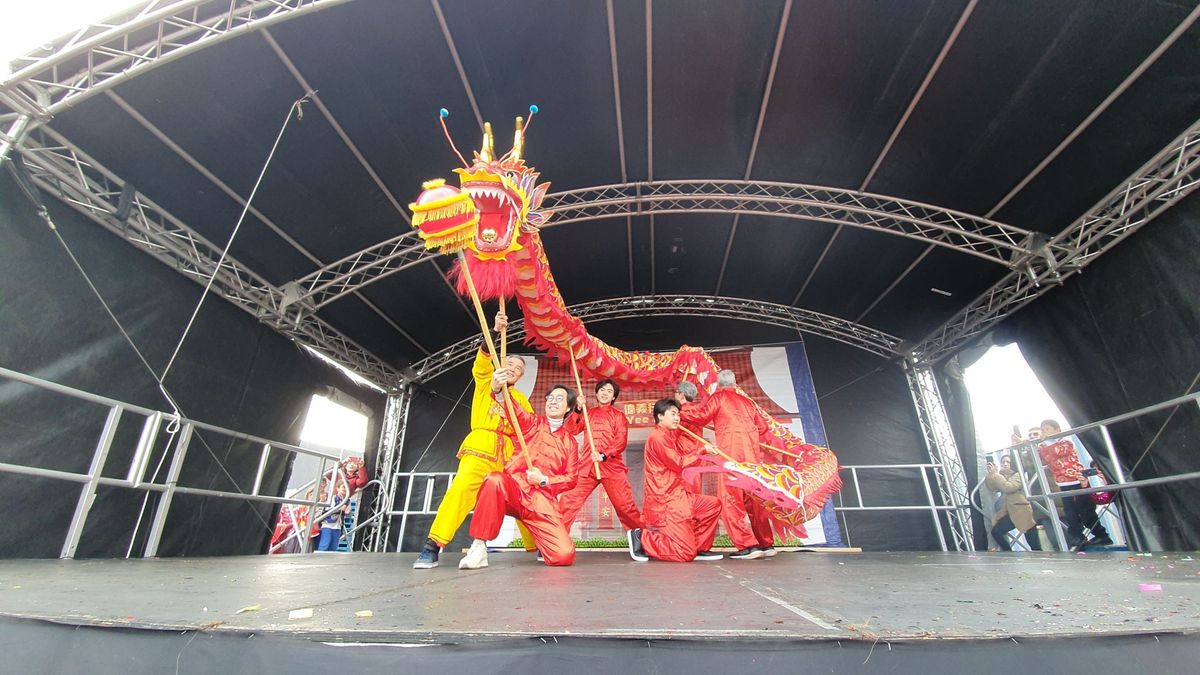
[964,343,1068,454]
[2,0,137,71]
[3,1,1074,460]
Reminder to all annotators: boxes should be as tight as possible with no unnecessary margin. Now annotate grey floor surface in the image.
[0,550,1197,643]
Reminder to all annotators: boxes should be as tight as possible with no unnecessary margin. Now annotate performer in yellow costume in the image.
[414,312,535,568]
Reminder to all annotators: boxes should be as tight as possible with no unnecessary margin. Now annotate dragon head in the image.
[410,113,550,261]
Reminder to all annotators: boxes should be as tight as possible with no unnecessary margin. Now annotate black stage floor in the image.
[1,550,1198,643]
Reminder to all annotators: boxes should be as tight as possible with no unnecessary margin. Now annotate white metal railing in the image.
[384,465,964,551]
[835,463,966,552]
[976,390,1200,551]
[0,365,341,558]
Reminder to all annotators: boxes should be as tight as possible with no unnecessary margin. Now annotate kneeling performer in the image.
[459,378,581,569]
[628,399,722,562]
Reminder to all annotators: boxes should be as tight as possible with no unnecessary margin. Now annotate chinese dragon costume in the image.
[408,108,841,538]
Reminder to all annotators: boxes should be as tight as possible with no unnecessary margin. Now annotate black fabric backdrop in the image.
[396,325,941,553]
[996,191,1200,550]
[0,170,383,559]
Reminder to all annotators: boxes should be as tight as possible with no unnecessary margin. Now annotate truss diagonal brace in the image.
[285,180,1037,312]
[1,0,352,121]
[912,117,1200,365]
[408,295,904,384]
[16,126,401,389]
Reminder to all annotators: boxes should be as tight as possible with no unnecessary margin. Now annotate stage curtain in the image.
[996,191,1200,549]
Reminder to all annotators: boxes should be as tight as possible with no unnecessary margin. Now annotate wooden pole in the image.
[455,252,532,461]
[499,296,508,363]
[567,349,604,480]
[678,424,732,503]
[677,425,736,463]
[760,442,803,460]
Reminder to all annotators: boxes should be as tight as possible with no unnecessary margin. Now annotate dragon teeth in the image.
[470,185,515,209]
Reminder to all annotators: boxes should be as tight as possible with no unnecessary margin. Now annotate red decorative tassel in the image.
[451,255,518,300]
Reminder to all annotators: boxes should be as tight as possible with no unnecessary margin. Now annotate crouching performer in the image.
[459,377,582,569]
[628,399,722,562]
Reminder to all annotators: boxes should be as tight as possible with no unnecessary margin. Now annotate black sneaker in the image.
[627,529,649,562]
[412,542,440,569]
[1090,535,1114,546]
[694,550,723,561]
[758,546,779,558]
[728,547,764,560]
[536,549,544,563]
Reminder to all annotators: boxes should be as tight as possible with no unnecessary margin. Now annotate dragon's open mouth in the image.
[465,182,520,248]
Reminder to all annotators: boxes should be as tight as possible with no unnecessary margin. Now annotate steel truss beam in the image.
[408,295,903,384]
[362,387,410,552]
[0,0,351,121]
[904,360,973,551]
[913,117,1200,365]
[16,126,401,388]
[285,180,1040,312]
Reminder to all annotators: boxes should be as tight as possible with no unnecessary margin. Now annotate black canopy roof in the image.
[11,0,1200,380]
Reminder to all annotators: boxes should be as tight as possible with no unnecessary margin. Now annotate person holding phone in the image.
[986,455,1042,551]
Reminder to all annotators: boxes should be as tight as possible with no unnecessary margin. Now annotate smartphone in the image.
[1011,424,1021,436]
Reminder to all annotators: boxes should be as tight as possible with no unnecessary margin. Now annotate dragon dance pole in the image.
[566,349,604,480]
[677,425,736,463]
[678,424,734,503]
[498,296,508,364]
[760,442,804,461]
[455,252,533,463]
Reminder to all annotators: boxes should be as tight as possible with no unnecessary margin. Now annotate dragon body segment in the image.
[410,111,842,535]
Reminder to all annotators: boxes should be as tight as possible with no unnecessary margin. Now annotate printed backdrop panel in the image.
[492,341,843,547]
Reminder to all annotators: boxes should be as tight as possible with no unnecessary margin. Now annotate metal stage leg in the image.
[363,385,411,552]
[904,359,974,551]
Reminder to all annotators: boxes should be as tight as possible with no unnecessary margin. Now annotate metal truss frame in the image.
[0,0,350,121]
[904,360,974,552]
[16,126,401,388]
[408,295,903,385]
[361,387,410,552]
[285,180,1041,312]
[913,117,1200,365]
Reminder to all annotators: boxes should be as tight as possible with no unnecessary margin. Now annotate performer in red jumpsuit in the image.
[628,399,722,562]
[459,380,581,569]
[559,379,642,531]
[680,370,776,559]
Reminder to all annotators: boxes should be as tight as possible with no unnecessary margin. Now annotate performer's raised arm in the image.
[492,368,536,432]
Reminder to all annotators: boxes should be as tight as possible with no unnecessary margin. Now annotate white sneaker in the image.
[458,540,489,569]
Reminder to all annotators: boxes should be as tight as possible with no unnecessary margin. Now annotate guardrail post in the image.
[299,457,328,553]
[920,467,949,551]
[143,423,194,557]
[252,443,271,495]
[128,411,163,486]
[61,406,122,558]
[1012,443,1069,551]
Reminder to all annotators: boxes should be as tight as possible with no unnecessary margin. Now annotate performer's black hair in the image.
[595,378,620,400]
[652,398,680,423]
[548,384,578,412]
